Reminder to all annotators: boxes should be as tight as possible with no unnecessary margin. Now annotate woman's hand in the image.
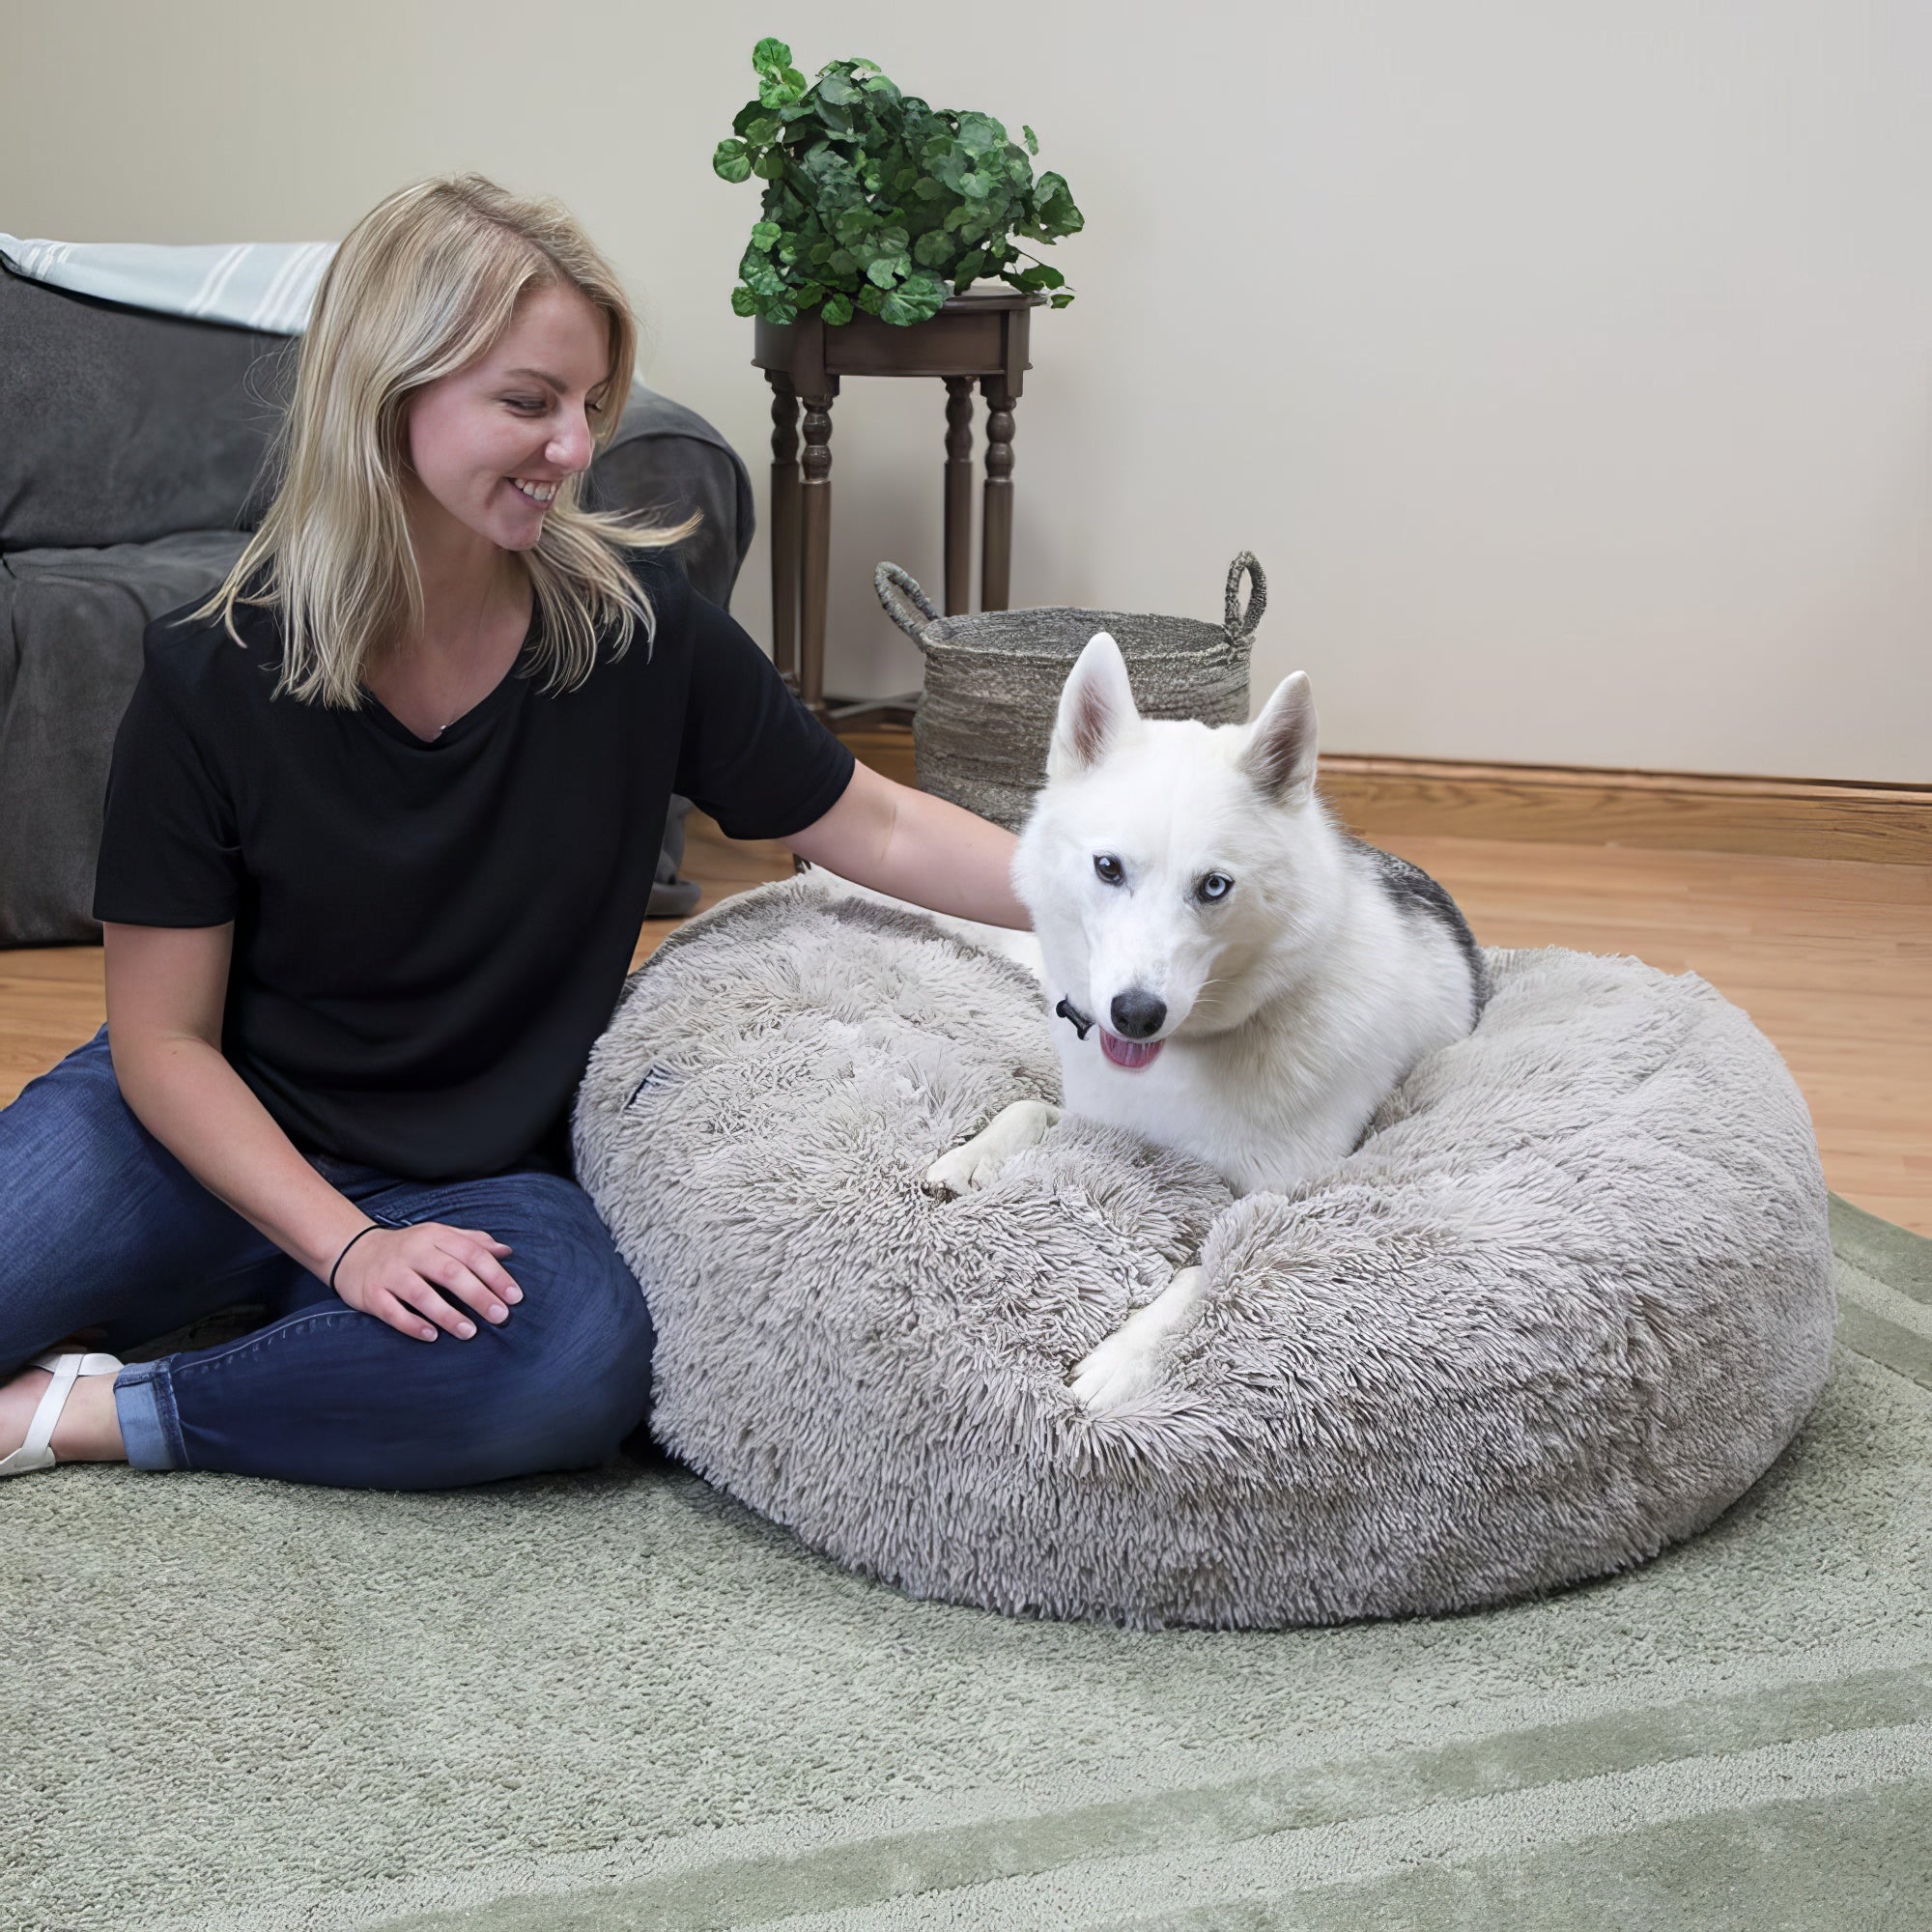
[331,1223,525,1341]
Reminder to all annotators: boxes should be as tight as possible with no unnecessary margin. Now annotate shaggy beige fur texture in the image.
[572,878,1836,1629]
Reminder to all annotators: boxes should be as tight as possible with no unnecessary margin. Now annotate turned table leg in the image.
[799,388,836,717]
[980,376,1016,612]
[943,376,975,615]
[766,374,800,687]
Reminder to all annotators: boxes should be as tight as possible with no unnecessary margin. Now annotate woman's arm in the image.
[786,760,1032,929]
[102,922,376,1280]
[102,922,523,1341]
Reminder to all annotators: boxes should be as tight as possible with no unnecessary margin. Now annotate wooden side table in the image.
[753,286,1048,724]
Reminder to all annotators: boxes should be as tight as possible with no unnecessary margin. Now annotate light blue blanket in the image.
[0,233,335,334]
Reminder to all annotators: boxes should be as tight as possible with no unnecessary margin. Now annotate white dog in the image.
[824,632,1488,1411]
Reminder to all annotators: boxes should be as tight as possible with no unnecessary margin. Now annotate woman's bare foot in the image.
[1,1359,128,1463]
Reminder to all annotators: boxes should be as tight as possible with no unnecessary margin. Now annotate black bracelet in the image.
[328,1223,384,1293]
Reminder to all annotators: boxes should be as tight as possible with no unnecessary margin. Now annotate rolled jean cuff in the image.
[113,1360,186,1471]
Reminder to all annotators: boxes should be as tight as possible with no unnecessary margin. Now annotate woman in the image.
[0,173,1028,1489]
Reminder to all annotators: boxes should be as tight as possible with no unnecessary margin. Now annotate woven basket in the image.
[873,553,1264,832]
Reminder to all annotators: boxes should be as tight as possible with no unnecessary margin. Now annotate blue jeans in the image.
[0,1025,659,1490]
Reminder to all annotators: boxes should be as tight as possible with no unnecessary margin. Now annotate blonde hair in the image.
[184,171,702,706]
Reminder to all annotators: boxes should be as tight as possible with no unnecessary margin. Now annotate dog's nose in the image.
[1109,990,1167,1039]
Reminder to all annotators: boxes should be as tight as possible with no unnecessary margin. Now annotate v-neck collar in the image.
[357,601,542,752]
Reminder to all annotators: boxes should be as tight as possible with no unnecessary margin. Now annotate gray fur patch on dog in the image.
[573,878,1837,1630]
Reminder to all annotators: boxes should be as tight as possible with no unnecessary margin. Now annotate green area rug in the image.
[4,1193,1926,1930]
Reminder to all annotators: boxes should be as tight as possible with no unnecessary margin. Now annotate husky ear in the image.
[1046,631,1141,781]
[1237,671,1320,805]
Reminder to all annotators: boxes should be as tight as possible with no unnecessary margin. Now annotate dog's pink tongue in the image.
[1100,1029,1164,1070]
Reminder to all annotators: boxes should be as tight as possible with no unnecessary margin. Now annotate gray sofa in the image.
[0,257,753,944]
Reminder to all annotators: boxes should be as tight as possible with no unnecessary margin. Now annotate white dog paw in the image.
[1066,1266,1209,1411]
[1068,1329,1162,1411]
[922,1140,1004,1200]
[923,1101,1059,1200]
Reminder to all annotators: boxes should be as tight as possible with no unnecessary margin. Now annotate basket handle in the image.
[1223,552,1267,639]
[874,561,941,643]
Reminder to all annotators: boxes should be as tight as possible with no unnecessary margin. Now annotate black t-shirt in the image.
[92,550,855,1182]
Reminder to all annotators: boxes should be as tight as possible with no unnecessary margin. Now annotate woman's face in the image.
[401,280,613,555]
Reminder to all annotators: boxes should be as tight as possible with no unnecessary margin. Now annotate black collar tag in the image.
[1054,996,1095,1040]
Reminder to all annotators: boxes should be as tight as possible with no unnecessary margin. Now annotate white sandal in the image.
[0,1350,126,1476]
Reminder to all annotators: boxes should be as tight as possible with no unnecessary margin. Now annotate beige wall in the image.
[8,0,1928,781]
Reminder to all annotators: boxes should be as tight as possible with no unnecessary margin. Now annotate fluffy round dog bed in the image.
[573,877,1837,1629]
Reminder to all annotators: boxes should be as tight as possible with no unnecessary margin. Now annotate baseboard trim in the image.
[1314,755,1931,865]
[834,725,1931,866]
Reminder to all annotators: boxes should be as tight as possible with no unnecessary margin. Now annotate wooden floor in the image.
[5,757,1928,1235]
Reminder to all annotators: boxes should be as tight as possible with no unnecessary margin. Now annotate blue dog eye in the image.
[1199,874,1234,902]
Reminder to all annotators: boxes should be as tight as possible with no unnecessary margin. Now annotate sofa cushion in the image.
[585,392,754,609]
[0,531,252,944]
[0,261,295,554]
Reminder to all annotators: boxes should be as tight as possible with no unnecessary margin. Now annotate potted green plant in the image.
[713,38,1083,327]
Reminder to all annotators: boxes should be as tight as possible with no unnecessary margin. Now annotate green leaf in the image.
[1032,171,1083,235]
[753,146,787,181]
[817,70,862,105]
[730,285,759,317]
[856,283,885,316]
[1022,124,1038,155]
[751,220,781,250]
[752,38,792,77]
[822,292,854,326]
[744,115,781,143]
[766,298,798,325]
[912,229,954,268]
[866,250,910,288]
[955,111,1007,156]
[712,140,753,185]
[799,144,863,195]
[924,139,968,186]
[749,263,789,298]
[1048,291,1073,308]
[880,275,947,326]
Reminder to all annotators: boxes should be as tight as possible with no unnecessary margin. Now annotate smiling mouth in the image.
[1099,1030,1165,1070]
